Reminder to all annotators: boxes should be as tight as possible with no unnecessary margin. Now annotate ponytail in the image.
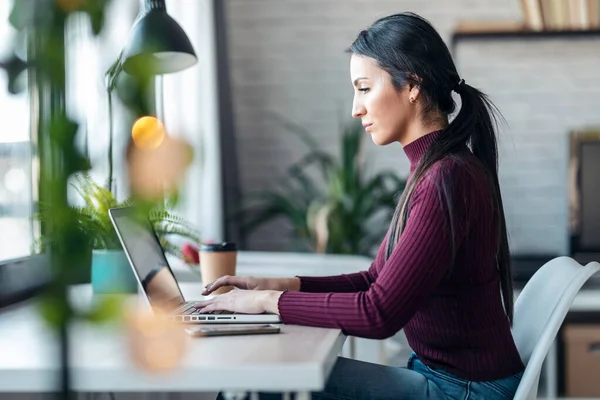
[455,82,513,325]
[385,81,514,324]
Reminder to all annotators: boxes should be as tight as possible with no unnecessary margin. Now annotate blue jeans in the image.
[406,353,523,400]
[308,353,522,399]
[228,353,523,399]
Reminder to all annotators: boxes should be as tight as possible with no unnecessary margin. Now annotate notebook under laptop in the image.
[108,207,281,324]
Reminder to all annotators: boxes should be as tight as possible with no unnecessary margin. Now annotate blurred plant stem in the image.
[7,0,109,398]
[32,8,83,399]
[4,1,191,396]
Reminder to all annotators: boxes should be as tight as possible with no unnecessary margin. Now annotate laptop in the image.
[108,207,281,324]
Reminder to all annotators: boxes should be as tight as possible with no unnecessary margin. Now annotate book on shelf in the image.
[521,0,600,31]
[454,20,528,34]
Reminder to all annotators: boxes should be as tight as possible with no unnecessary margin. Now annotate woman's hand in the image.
[202,276,300,295]
[194,289,282,315]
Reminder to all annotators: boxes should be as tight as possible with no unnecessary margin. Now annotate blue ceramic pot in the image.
[91,249,138,293]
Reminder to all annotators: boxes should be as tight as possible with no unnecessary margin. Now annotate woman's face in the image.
[350,54,416,146]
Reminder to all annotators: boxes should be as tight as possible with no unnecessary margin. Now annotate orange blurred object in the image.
[127,134,193,200]
[131,116,166,150]
[55,0,82,12]
[125,306,188,373]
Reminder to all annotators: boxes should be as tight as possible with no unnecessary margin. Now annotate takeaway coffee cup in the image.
[199,242,237,294]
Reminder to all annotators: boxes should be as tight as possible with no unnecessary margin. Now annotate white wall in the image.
[224,0,600,255]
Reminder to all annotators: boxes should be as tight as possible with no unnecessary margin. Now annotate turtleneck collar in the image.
[403,130,443,173]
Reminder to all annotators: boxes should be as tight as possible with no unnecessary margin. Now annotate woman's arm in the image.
[296,239,387,293]
[275,168,470,339]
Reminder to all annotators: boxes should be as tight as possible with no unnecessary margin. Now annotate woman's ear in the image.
[408,85,420,104]
[407,74,422,104]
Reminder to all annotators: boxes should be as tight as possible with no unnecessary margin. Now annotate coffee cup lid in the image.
[200,242,236,252]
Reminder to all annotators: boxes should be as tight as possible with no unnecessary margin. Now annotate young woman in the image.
[196,12,525,400]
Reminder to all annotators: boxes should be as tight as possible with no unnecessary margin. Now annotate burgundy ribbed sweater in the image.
[277,130,525,381]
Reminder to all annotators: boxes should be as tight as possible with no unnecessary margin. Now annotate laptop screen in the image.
[109,208,185,311]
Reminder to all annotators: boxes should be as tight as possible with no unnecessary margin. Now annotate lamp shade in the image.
[122,1,197,75]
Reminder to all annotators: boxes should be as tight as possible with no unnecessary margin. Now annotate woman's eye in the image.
[358,88,370,93]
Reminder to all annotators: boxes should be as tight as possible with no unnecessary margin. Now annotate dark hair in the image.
[349,12,514,324]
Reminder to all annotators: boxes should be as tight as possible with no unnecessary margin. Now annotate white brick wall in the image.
[225,0,600,255]
[458,39,600,255]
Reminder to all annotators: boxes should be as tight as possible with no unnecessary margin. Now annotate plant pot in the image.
[91,249,138,294]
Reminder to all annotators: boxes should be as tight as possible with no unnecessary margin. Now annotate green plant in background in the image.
[36,173,201,260]
[238,115,406,257]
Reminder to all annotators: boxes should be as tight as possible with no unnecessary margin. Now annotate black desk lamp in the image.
[122,0,197,76]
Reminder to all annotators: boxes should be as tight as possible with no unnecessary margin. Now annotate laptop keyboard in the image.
[179,303,232,315]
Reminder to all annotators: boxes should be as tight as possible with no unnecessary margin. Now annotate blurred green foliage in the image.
[1,0,188,396]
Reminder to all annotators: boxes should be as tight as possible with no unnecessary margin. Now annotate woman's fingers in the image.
[202,275,236,294]
[194,298,222,313]
[193,299,213,308]
[194,293,232,313]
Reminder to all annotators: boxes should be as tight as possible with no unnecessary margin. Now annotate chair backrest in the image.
[512,256,600,400]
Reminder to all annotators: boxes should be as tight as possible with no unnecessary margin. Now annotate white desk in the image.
[5,253,597,399]
[170,251,373,284]
[0,283,346,398]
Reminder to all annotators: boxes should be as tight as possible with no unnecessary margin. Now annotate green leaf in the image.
[155,225,201,244]
[240,200,299,235]
[115,72,154,116]
[71,173,95,208]
[48,114,91,174]
[9,0,53,30]
[85,295,125,324]
[37,294,70,330]
[285,151,335,194]
[340,120,364,188]
[159,239,185,260]
[0,54,28,94]
[81,0,110,35]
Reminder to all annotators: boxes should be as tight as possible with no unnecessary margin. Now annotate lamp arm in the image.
[104,51,123,191]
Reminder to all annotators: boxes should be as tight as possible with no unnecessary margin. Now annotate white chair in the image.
[512,256,600,400]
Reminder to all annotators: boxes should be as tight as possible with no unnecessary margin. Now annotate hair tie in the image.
[453,78,465,92]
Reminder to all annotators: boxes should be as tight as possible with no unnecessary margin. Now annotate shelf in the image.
[450,21,600,53]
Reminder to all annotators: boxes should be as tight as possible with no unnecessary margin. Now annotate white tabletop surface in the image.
[3,252,599,394]
[0,283,346,393]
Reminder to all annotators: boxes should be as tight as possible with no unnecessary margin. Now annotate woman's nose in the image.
[352,100,365,119]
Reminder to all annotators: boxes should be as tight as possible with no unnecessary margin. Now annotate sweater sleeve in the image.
[277,168,470,339]
[296,237,388,293]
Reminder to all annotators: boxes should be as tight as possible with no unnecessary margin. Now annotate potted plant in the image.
[37,173,202,293]
[237,115,406,257]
